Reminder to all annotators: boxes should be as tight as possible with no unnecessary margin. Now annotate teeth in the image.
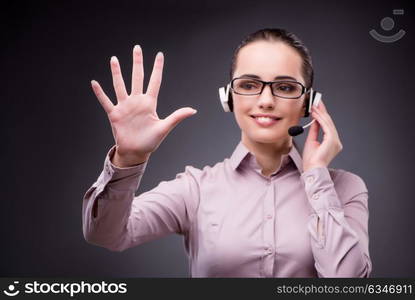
[255,116,276,121]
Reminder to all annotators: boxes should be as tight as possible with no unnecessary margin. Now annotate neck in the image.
[241,134,293,177]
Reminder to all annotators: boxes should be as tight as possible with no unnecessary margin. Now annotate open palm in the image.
[91,45,197,159]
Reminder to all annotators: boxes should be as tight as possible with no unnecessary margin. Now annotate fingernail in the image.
[134,44,141,51]
[192,109,197,114]
[111,56,117,62]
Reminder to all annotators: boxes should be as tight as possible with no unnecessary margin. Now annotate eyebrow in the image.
[238,74,298,81]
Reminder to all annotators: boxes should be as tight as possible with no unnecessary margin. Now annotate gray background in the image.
[2,0,414,277]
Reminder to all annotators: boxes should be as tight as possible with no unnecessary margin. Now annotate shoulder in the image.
[180,160,227,182]
[328,167,368,201]
[328,168,368,191]
[173,159,227,183]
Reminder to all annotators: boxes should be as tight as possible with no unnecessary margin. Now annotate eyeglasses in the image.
[230,77,308,99]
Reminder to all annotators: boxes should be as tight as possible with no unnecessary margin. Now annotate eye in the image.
[277,84,294,91]
[241,83,255,89]
[238,80,260,90]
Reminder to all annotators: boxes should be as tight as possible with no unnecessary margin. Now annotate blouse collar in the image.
[229,140,304,174]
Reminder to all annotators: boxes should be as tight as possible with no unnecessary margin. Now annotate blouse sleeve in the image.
[300,166,372,277]
[82,145,200,252]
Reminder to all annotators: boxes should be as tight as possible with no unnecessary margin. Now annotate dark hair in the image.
[229,28,313,89]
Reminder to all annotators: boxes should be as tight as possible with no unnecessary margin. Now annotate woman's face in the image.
[232,41,307,145]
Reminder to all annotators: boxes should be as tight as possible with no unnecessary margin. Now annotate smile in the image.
[251,116,281,127]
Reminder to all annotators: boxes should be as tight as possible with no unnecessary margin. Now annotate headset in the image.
[218,82,322,136]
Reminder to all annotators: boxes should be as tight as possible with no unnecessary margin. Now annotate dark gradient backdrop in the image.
[2,0,414,277]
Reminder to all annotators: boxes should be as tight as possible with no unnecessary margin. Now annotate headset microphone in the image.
[218,83,322,137]
[288,118,317,136]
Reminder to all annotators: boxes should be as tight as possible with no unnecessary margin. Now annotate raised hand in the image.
[90,45,197,167]
[302,99,343,172]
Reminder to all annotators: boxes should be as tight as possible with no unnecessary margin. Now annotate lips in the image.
[251,114,282,120]
[250,115,282,127]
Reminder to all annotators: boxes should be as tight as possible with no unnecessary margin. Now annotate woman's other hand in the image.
[302,99,343,172]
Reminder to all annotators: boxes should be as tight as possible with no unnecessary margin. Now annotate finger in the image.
[316,99,335,127]
[311,107,332,137]
[313,106,342,148]
[318,98,326,111]
[110,56,129,101]
[146,51,164,100]
[162,107,197,133]
[313,104,335,132]
[314,102,339,137]
[131,45,144,95]
[305,118,320,144]
[91,80,114,114]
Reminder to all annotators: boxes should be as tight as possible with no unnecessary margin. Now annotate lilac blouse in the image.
[82,141,372,277]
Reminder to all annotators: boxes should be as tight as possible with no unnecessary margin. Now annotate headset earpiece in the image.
[218,83,233,112]
[303,88,323,118]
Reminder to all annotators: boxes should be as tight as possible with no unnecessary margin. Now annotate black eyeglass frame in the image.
[230,76,310,99]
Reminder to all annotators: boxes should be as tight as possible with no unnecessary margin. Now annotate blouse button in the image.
[266,214,273,219]
[312,193,319,200]
[306,175,315,184]
[265,246,273,254]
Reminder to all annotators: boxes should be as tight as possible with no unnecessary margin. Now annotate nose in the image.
[257,84,275,109]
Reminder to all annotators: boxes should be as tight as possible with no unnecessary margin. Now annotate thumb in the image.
[305,119,320,145]
[162,107,197,132]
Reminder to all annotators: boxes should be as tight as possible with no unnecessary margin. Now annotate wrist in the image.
[112,147,151,168]
[303,164,326,173]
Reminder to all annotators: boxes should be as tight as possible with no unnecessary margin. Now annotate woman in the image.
[82,28,372,277]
